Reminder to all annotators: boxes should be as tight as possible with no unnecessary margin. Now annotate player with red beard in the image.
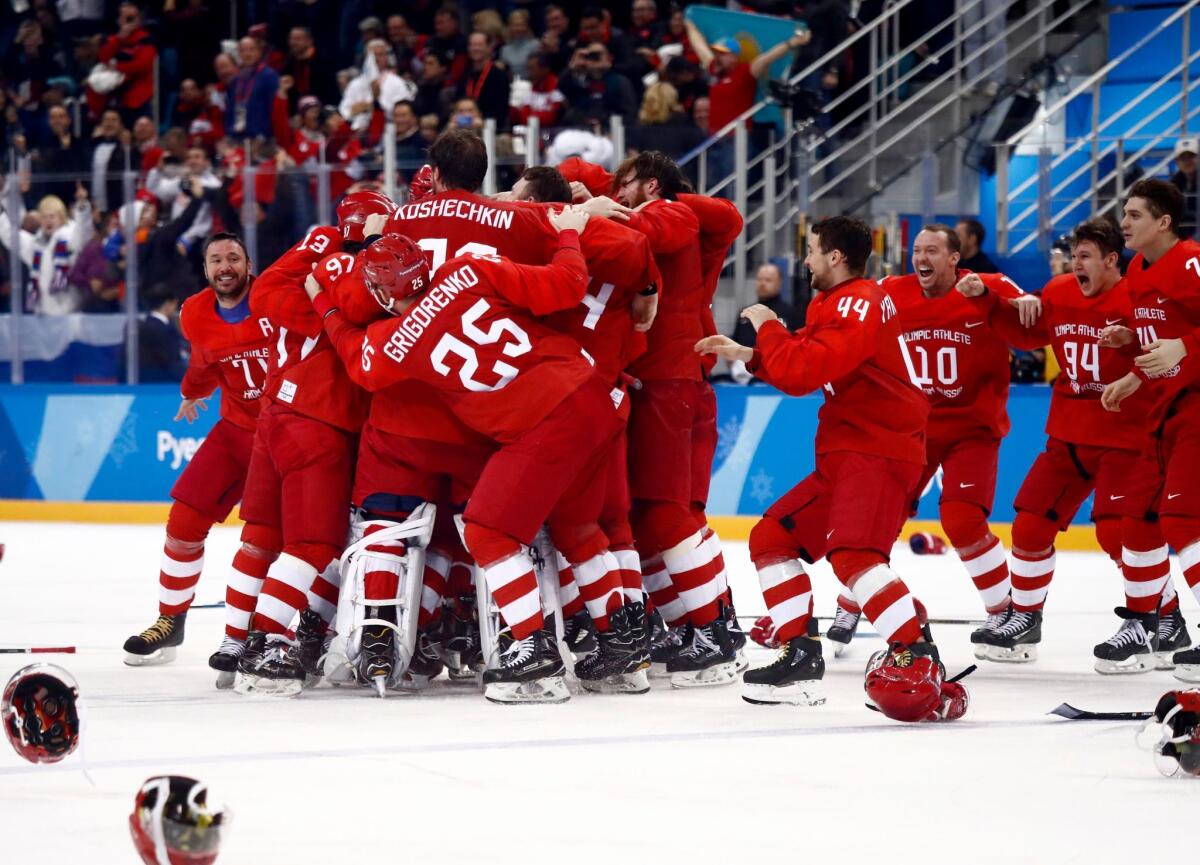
[123,234,272,672]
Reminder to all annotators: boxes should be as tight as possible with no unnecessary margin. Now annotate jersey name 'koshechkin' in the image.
[394,198,516,229]
[379,263,481,365]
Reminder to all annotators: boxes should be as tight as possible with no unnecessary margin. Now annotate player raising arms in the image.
[697,218,966,723]
[962,217,1187,667]
[123,234,270,668]
[1100,179,1200,681]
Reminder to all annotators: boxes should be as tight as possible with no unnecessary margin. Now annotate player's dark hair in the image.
[146,283,178,310]
[1071,217,1124,258]
[1127,178,1185,236]
[812,216,872,275]
[428,128,487,192]
[202,232,247,260]
[920,223,961,254]
[580,5,605,22]
[518,166,572,203]
[612,150,691,200]
[957,217,985,246]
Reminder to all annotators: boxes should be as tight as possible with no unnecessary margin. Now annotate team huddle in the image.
[119,129,1200,721]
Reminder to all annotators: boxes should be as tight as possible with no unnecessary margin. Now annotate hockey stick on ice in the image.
[1049,703,1153,721]
[0,646,76,654]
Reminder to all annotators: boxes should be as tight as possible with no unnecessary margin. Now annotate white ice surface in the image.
[1,522,1198,864]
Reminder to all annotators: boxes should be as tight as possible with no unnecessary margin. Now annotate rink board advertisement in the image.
[0,383,1067,523]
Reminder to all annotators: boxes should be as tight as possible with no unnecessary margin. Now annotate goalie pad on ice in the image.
[325,504,436,688]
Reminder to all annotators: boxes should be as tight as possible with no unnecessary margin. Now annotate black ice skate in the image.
[482,628,569,704]
[1172,645,1200,683]
[295,608,330,688]
[826,605,861,658]
[980,609,1042,663]
[649,616,688,679]
[1093,607,1157,675]
[626,600,651,668]
[396,631,445,691]
[123,613,186,666]
[440,594,483,681]
[233,633,306,697]
[742,619,825,706]
[1154,608,1191,670]
[667,612,738,688]
[208,636,245,689]
[576,605,649,694]
[357,621,397,697]
[563,610,598,657]
[724,600,749,671]
[970,606,1012,659]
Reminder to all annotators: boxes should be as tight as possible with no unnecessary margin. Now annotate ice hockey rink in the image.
[1,522,1196,864]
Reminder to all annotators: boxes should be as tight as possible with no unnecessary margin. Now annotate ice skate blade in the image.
[982,643,1038,663]
[392,671,436,692]
[1093,655,1155,675]
[833,641,850,659]
[1173,664,1200,683]
[580,669,650,694]
[214,671,235,690]
[734,649,749,673]
[741,681,825,707]
[1154,651,1177,671]
[648,662,672,680]
[669,659,739,689]
[371,677,387,698]
[445,665,476,683]
[232,672,303,698]
[124,647,177,666]
[972,644,989,661]
[485,675,570,704]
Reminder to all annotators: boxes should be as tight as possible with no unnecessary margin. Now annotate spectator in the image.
[70,210,124,313]
[414,50,455,120]
[273,91,325,166]
[393,100,425,167]
[662,55,707,115]
[115,177,209,298]
[729,263,798,383]
[89,107,129,214]
[458,32,512,128]
[5,20,65,115]
[558,43,636,128]
[1049,234,1072,277]
[57,0,105,42]
[955,218,999,273]
[226,36,279,141]
[692,95,710,131]
[662,6,702,68]
[172,78,223,151]
[539,4,573,73]
[1170,137,1198,238]
[425,4,470,87]
[353,16,386,66]
[137,284,186,382]
[471,10,506,47]
[341,39,417,133]
[628,0,666,81]
[571,7,636,85]
[283,27,341,113]
[628,82,705,161]
[85,1,156,124]
[131,115,161,172]
[388,14,425,78]
[146,145,221,255]
[0,184,93,314]
[31,104,88,205]
[501,10,538,74]
[511,52,564,129]
[418,112,441,148]
[448,98,484,133]
[247,23,285,73]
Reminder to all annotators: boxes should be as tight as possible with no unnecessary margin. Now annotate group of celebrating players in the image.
[117,127,1200,722]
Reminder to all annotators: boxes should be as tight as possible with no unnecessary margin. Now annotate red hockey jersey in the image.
[747,277,928,465]
[885,270,1024,442]
[179,280,273,432]
[316,234,596,443]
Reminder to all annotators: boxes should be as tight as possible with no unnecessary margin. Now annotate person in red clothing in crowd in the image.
[509,164,661,689]
[696,218,966,723]
[229,193,394,697]
[844,226,1034,659]
[85,1,157,125]
[307,209,637,705]
[510,52,564,129]
[1100,179,1200,682]
[959,216,1187,669]
[122,234,272,680]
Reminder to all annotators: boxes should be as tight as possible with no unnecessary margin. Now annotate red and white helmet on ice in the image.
[1,663,81,764]
[1143,690,1200,778]
[337,188,395,243]
[361,233,431,313]
[864,643,950,723]
[129,775,227,865]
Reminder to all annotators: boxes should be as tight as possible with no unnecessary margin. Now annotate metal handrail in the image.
[1004,0,1200,147]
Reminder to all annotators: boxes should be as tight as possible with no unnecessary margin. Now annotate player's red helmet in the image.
[408,164,435,203]
[864,643,946,723]
[1146,690,1200,777]
[1,663,81,764]
[337,189,395,243]
[129,775,227,865]
[361,233,430,313]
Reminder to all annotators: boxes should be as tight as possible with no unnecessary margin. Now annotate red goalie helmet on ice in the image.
[129,775,227,865]
[362,233,430,313]
[337,189,395,243]
[864,644,965,722]
[1,663,81,764]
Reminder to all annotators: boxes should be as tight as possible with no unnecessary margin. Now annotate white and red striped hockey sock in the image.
[1179,541,1200,605]
[957,535,1011,614]
[254,553,318,634]
[662,530,722,626]
[612,546,643,604]
[755,559,813,643]
[418,548,451,630]
[306,562,341,627]
[1122,545,1170,614]
[643,555,685,626]
[1010,548,1056,612]
[558,555,584,619]
[835,588,860,615]
[482,551,543,639]
[700,526,729,599]
[224,546,272,641]
[158,540,204,617]
[1159,575,1180,615]
[848,565,922,645]
[570,550,623,631]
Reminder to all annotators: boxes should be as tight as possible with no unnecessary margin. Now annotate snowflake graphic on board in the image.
[748,468,774,506]
[716,414,742,463]
[108,409,139,468]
